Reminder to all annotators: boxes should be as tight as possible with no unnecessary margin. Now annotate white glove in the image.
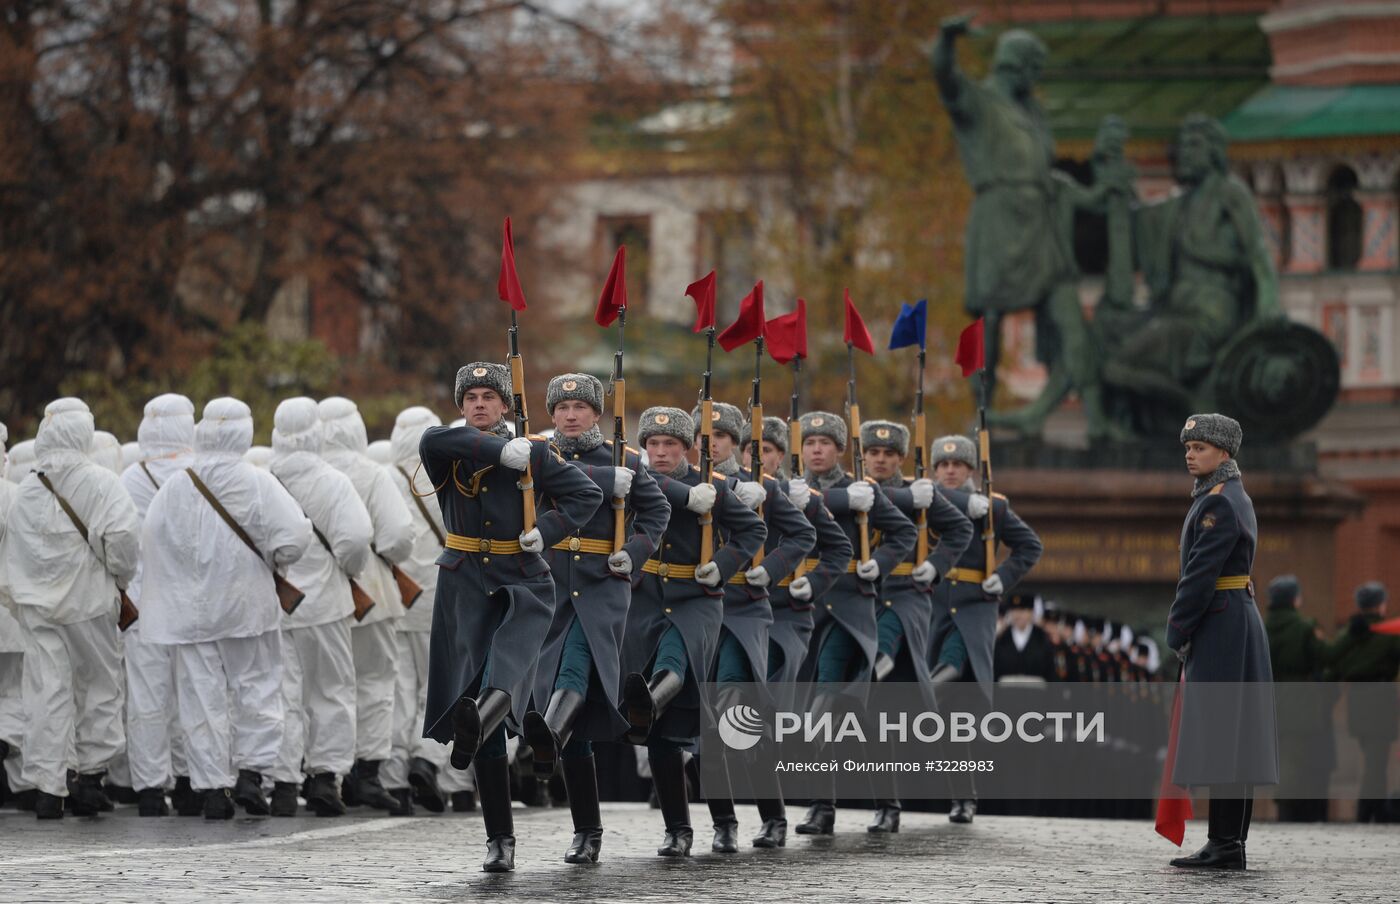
[856,558,880,581]
[788,576,813,601]
[695,561,722,587]
[612,466,634,498]
[912,561,937,584]
[981,573,1004,596]
[787,477,811,512]
[735,481,766,511]
[847,482,875,512]
[910,478,935,510]
[608,550,633,576]
[744,565,771,588]
[519,528,543,553]
[686,483,717,514]
[966,493,990,519]
[500,437,531,471]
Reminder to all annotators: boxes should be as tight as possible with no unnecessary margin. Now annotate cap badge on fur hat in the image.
[655,414,670,425]
[1185,418,1197,429]
[473,367,488,377]
[811,417,825,427]
[876,428,890,439]
[943,442,956,452]
[562,380,577,391]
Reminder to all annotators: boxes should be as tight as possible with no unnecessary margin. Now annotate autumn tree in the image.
[0,0,643,434]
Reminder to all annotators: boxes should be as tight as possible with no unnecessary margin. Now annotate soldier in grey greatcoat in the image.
[618,407,766,858]
[1166,414,1277,871]
[419,362,603,873]
[521,373,670,865]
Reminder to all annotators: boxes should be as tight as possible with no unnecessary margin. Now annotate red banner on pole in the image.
[955,318,985,377]
[497,217,527,311]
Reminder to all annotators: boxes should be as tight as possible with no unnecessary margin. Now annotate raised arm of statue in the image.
[933,13,975,117]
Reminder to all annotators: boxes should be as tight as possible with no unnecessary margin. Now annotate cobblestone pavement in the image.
[2,802,1396,903]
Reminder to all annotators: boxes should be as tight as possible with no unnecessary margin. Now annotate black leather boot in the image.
[476,754,515,872]
[868,800,901,833]
[203,787,235,820]
[708,792,739,853]
[624,670,683,745]
[451,688,512,771]
[137,787,169,817]
[104,780,138,804]
[949,798,977,824]
[451,789,477,812]
[562,754,603,864]
[271,782,300,817]
[524,688,586,778]
[1171,793,1246,870]
[34,791,64,820]
[351,759,400,810]
[172,776,204,816]
[650,746,692,857]
[234,769,270,815]
[388,787,415,816]
[408,757,446,813]
[753,796,787,847]
[796,800,835,835]
[304,772,346,817]
[70,772,111,817]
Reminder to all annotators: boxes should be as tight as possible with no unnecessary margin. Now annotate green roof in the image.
[1222,84,1400,140]
[976,15,1272,141]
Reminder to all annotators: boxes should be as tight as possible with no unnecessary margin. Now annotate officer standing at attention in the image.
[1166,414,1278,870]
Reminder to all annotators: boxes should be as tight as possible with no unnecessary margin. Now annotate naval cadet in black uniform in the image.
[860,419,973,833]
[702,404,815,853]
[792,411,917,837]
[928,434,1042,824]
[419,362,604,872]
[619,407,766,858]
[1166,413,1278,871]
[521,373,671,864]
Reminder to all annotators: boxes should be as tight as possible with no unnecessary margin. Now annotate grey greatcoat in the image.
[798,474,917,700]
[619,465,766,745]
[877,480,974,703]
[534,441,670,743]
[765,483,852,695]
[418,425,603,743]
[717,471,816,701]
[930,487,1043,702]
[1166,473,1279,788]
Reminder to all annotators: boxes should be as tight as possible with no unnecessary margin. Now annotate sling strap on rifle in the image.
[37,472,139,631]
[185,468,305,616]
[266,473,376,621]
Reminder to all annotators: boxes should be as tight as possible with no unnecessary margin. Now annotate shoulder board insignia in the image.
[626,445,640,455]
[991,491,1008,502]
[1209,484,1226,496]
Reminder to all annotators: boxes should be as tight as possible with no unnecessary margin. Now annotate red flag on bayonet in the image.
[1154,672,1194,845]
[766,298,808,365]
[843,288,874,354]
[955,317,985,377]
[718,281,765,351]
[595,246,627,327]
[1374,616,1400,635]
[497,217,527,312]
[687,271,717,333]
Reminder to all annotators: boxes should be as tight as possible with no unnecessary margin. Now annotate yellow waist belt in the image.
[445,533,523,555]
[891,562,916,576]
[551,536,614,555]
[1215,575,1252,591]
[776,558,822,587]
[946,567,986,583]
[642,559,697,580]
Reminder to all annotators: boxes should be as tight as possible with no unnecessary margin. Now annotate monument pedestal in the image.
[993,441,1362,631]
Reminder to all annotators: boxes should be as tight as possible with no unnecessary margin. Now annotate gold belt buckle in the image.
[479,538,492,554]
[568,537,581,552]
[657,562,670,578]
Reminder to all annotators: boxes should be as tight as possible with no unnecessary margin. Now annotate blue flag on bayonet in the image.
[888,298,926,350]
